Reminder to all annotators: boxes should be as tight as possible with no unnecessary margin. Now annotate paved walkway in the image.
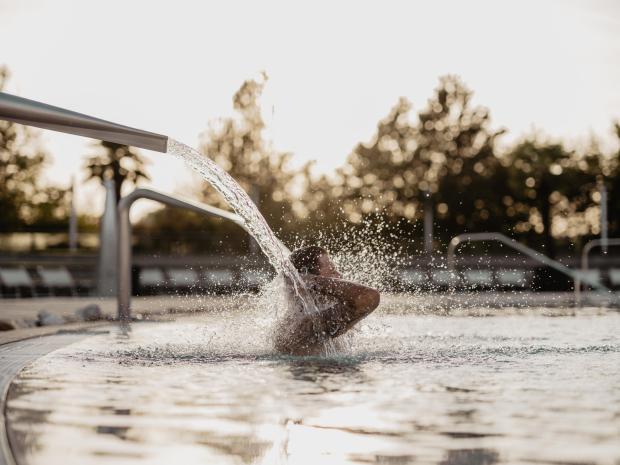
[0,295,251,330]
[0,292,616,337]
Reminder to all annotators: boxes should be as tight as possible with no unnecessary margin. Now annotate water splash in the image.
[167,139,336,353]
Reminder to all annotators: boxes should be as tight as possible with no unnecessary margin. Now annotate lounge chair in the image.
[203,269,234,290]
[167,268,200,293]
[138,267,166,294]
[463,270,494,289]
[431,270,460,288]
[496,269,527,288]
[37,266,76,296]
[399,269,426,289]
[243,270,271,290]
[0,267,36,298]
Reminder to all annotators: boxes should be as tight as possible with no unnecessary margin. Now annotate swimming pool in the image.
[5,306,620,465]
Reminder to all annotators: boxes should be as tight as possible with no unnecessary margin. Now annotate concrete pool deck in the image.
[0,291,617,338]
[0,295,251,333]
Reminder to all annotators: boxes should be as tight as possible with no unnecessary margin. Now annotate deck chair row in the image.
[0,266,77,298]
[398,268,620,290]
[137,267,273,294]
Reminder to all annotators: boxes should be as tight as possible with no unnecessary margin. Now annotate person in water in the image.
[274,246,380,355]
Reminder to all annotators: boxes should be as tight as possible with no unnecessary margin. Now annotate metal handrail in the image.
[447,233,610,303]
[117,188,249,321]
[576,238,620,304]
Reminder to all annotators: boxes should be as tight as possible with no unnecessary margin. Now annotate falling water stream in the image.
[166,139,333,351]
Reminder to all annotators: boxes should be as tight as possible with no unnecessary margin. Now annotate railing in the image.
[117,188,248,321]
[447,232,610,304]
[576,238,620,305]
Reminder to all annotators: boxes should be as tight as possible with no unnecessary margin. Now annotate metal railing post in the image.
[578,238,620,306]
[97,179,119,297]
[117,197,133,321]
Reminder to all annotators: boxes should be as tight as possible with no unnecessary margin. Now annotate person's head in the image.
[289,246,339,277]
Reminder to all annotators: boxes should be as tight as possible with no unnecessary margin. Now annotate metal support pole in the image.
[68,176,78,252]
[424,192,433,255]
[117,202,133,322]
[97,180,118,297]
[248,185,260,255]
[599,178,608,254]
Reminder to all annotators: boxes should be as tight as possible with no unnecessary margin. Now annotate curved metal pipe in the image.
[447,232,611,303]
[0,92,168,152]
[577,238,620,304]
[117,188,248,321]
[581,238,620,270]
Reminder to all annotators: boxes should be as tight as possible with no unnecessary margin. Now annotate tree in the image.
[134,207,246,255]
[298,167,349,233]
[340,75,506,249]
[416,75,507,243]
[0,65,69,232]
[505,138,592,257]
[135,75,309,254]
[340,97,417,224]
[84,141,150,203]
[198,74,304,240]
[608,122,620,237]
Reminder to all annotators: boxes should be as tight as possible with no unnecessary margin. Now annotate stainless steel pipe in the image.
[117,188,248,321]
[0,92,168,152]
[447,232,611,305]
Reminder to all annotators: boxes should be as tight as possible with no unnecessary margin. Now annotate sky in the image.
[1,0,619,217]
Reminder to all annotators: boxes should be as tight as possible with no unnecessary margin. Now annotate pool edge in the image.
[0,324,112,465]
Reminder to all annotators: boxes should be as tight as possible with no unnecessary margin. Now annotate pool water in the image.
[6,308,620,465]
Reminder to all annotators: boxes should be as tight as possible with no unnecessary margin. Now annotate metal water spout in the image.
[0,92,168,152]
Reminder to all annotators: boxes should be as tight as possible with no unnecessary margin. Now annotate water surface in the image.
[7,309,620,465]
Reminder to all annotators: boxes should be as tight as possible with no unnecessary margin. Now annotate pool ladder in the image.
[448,232,616,307]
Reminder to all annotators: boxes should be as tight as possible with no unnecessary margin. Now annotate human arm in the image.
[303,275,380,336]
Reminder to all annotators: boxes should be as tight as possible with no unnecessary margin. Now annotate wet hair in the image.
[289,246,328,275]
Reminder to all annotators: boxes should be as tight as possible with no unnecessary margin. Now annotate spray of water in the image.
[167,139,337,353]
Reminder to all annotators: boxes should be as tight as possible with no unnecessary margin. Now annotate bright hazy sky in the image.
[1,0,619,217]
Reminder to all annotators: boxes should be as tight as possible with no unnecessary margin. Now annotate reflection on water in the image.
[440,449,499,465]
[6,309,620,465]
